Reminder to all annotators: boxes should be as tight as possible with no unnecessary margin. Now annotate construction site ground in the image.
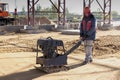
[0,30,120,80]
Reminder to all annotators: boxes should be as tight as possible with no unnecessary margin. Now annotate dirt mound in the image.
[64,35,120,57]
[19,17,51,25]
[0,38,37,53]
[94,35,120,56]
[115,26,120,30]
[19,17,27,25]
[39,17,51,25]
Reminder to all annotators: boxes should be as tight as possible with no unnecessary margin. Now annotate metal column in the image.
[58,0,66,26]
[103,0,111,24]
[27,0,39,27]
[83,0,94,8]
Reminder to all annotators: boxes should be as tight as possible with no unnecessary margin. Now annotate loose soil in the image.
[64,35,120,57]
[0,30,120,80]
[0,33,119,58]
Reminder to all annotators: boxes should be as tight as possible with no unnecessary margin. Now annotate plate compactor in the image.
[36,37,82,73]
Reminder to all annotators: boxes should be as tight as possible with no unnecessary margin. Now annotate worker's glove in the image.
[85,34,89,38]
[80,33,84,37]
[80,37,85,41]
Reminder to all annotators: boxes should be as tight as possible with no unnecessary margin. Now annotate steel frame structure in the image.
[27,0,65,26]
[83,0,111,24]
[27,0,111,26]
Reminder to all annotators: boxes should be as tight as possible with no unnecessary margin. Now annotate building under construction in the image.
[27,0,112,27]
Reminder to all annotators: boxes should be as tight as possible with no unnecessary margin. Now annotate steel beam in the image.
[58,0,66,26]
[103,0,111,24]
[49,0,59,12]
[27,0,39,26]
[83,0,94,8]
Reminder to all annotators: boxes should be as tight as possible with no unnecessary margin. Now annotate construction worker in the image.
[80,7,96,64]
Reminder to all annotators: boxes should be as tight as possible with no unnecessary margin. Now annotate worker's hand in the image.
[80,37,85,40]
[85,34,89,38]
[80,33,84,37]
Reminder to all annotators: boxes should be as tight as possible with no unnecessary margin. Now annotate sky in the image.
[0,0,120,15]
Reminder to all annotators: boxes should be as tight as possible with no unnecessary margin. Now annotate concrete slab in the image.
[61,30,80,35]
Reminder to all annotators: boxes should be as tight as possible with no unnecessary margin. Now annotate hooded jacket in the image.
[80,14,96,40]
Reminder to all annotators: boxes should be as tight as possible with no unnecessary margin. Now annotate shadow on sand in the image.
[0,56,120,80]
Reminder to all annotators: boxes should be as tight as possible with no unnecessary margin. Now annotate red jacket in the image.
[80,14,96,40]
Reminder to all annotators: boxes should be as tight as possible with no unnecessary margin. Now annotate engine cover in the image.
[37,37,64,58]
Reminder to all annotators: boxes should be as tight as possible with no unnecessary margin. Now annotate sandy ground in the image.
[0,30,120,80]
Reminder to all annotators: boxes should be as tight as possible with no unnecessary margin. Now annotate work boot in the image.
[90,59,93,62]
[82,59,93,65]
